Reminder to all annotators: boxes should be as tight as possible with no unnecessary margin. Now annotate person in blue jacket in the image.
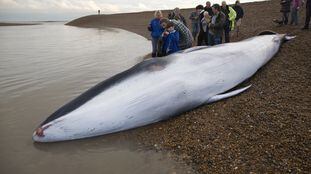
[148,10,164,57]
[162,21,180,56]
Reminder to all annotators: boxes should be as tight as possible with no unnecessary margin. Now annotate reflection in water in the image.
[0,23,192,174]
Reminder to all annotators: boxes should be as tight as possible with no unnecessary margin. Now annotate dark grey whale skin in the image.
[40,58,170,126]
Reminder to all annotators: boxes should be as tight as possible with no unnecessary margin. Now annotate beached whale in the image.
[33,31,294,142]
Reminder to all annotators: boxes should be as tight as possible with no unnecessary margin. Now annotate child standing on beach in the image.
[148,10,164,57]
[162,22,180,56]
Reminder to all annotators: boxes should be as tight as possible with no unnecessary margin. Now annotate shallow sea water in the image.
[0,22,192,174]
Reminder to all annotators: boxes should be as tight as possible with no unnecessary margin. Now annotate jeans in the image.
[197,27,210,46]
[208,33,222,46]
[290,8,298,25]
[197,31,206,46]
[191,23,199,40]
[282,12,289,25]
[304,7,310,28]
[214,36,222,45]
[151,37,159,57]
[224,20,230,43]
[205,31,211,46]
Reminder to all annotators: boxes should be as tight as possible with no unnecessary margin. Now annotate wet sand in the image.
[67,1,310,173]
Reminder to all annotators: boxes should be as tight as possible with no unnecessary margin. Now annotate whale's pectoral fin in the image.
[206,85,252,104]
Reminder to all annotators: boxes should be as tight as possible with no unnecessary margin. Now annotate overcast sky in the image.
[0,0,263,21]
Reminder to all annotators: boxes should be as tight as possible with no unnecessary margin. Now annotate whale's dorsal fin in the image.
[206,85,252,103]
[258,30,277,36]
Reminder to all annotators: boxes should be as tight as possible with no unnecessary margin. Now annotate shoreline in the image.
[67,0,310,173]
[0,22,41,26]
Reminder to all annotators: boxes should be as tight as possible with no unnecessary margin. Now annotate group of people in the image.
[191,1,244,46]
[273,0,310,29]
[148,0,310,58]
[148,10,193,57]
[148,1,244,57]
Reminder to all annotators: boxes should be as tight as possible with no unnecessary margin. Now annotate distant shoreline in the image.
[0,22,41,26]
[65,1,272,40]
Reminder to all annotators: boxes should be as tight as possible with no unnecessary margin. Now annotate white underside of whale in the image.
[33,34,284,142]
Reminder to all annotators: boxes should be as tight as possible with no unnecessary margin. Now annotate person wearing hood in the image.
[161,21,180,56]
[160,18,193,50]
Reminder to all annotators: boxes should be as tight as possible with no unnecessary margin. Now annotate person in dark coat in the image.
[233,1,244,21]
[197,1,215,46]
[273,0,292,25]
[201,11,212,45]
[197,5,207,46]
[221,1,231,43]
[302,0,311,29]
[281,0,292,24]
[204,1,214,16]
[233,0,244,37]
[208,4,226,45]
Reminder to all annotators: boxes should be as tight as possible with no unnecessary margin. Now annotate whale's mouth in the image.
[35,127,44,137]
[35,124,51,137]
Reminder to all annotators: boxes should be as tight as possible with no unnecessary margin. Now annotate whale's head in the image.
[32,57,173,142]
[32,118,70,142]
